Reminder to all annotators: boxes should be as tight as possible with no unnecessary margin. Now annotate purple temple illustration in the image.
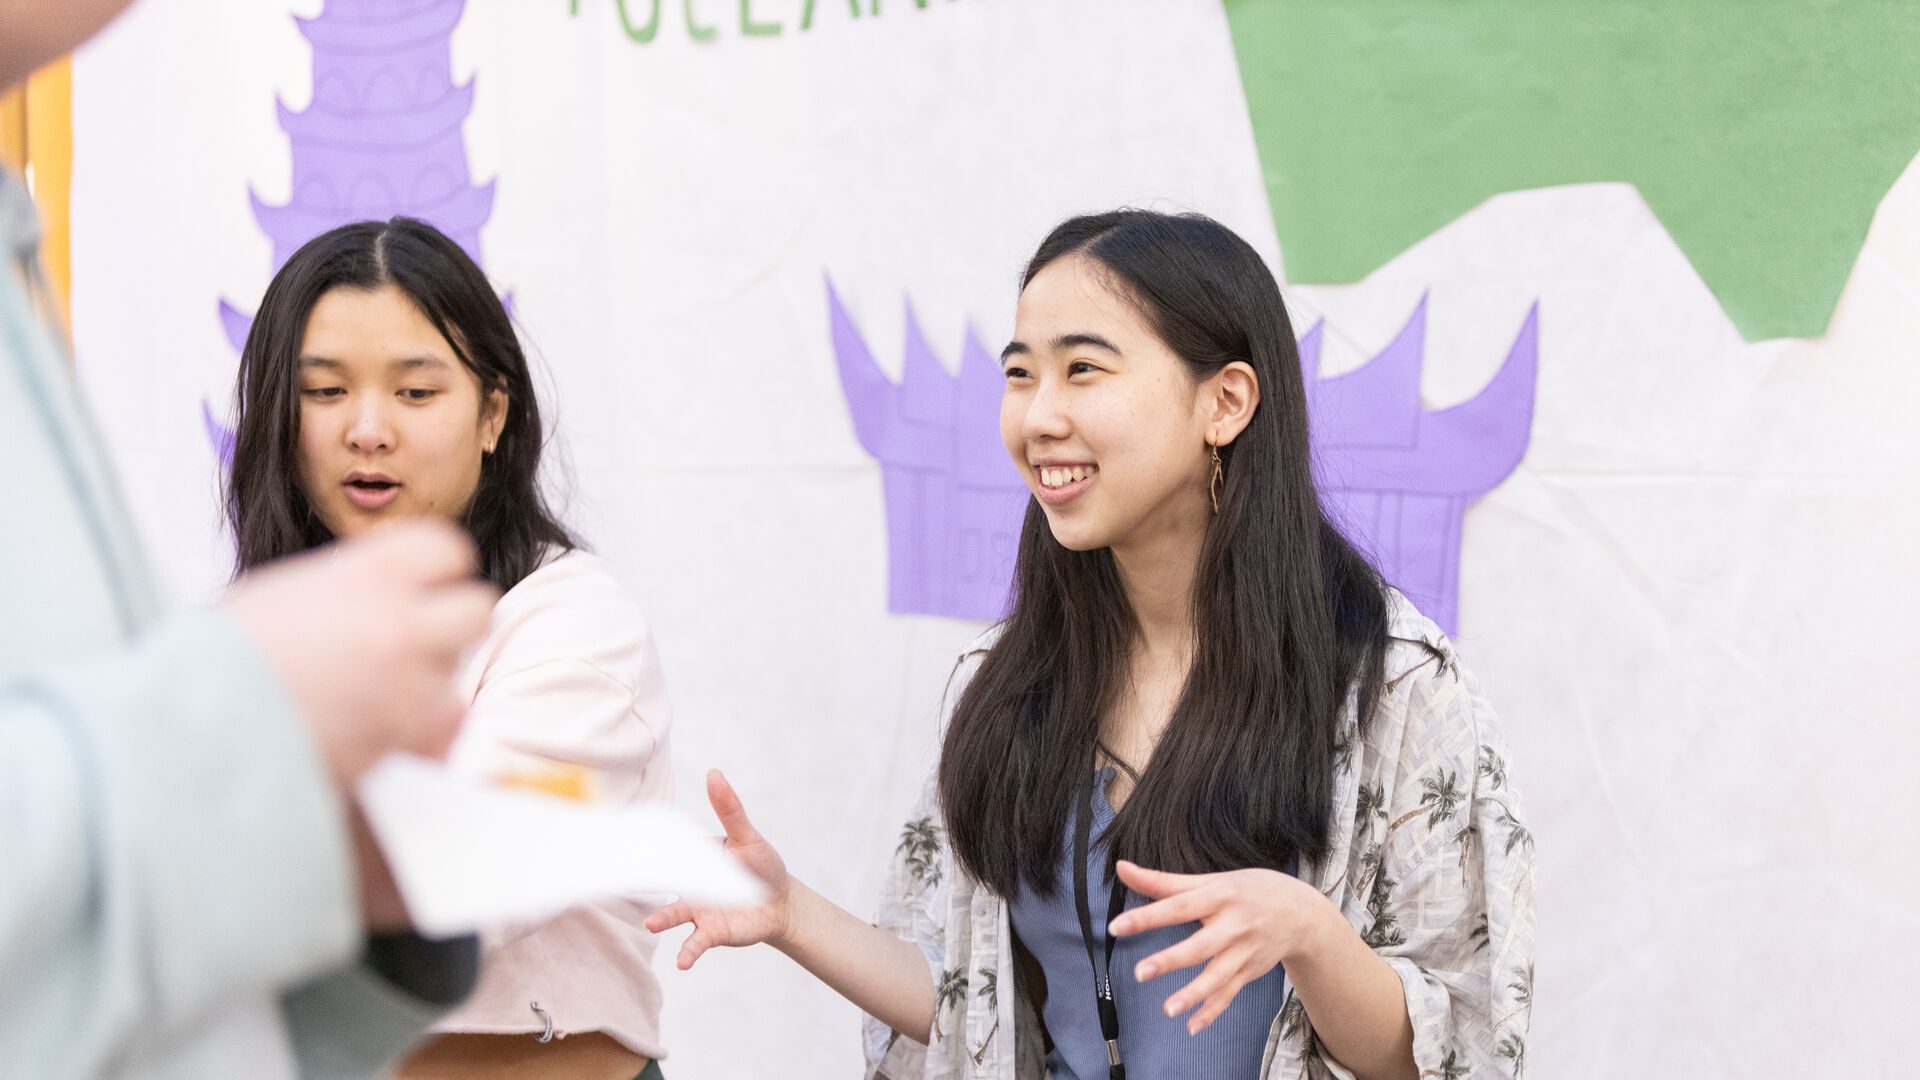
[207,0,495,461]
[829,280,1028,622]
[830,285,1538,634]
[1300,298,1538,634]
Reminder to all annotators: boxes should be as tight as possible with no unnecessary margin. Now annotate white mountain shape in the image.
[1285,165,1920,482]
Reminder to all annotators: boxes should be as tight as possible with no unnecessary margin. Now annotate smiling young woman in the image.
[225,218,673,1080]
[648,210,1536,1080]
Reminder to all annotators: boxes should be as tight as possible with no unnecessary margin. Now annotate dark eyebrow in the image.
[1054,332,1121,356]
[999,332,1123,365]
[297,356,449,372]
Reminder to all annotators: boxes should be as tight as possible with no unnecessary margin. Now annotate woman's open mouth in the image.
[343,476,402,511]
[1033,463,1097,507]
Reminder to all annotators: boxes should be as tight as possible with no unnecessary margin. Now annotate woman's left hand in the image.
[1110,860,1337,1035]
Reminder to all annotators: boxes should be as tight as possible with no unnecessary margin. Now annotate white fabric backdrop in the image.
[68,1,1920,1075]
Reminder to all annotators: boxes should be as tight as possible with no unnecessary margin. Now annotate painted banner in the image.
[66,2,1920,1076]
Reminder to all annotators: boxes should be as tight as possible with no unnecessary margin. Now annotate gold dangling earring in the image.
[1208,441,1223,515]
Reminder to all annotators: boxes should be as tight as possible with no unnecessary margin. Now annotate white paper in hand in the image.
[357,753,764,939]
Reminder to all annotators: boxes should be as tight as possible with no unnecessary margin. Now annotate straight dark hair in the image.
[938,210,1391,898]
[225,216,575,592]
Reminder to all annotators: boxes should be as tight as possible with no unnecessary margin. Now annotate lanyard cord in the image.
[1073,765,1130,1080]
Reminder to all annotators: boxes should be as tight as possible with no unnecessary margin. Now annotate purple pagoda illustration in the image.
[830,286,1537,634]
[1299,299,1538,635]
[207,0,495,461]
[829,279,1029,622]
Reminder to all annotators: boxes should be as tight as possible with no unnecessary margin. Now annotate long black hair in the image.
[938,210,1391,897]
[225,216,575,592]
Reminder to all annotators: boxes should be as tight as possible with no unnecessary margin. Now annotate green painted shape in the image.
[1223,0,1920,341]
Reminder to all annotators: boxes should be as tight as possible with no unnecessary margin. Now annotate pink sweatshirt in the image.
[430,548,673,1061]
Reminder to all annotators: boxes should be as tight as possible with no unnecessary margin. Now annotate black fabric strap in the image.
[1075,767,1129,1080]
[365,931,479,1006]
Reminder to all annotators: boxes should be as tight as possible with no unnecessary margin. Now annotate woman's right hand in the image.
[645,770,795,969]
[649,770,940,1043]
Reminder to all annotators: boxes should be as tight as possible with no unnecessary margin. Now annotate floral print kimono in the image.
[863,593,1536,1079]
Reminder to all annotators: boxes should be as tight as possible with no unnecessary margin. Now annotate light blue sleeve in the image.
[0,609,364,1077]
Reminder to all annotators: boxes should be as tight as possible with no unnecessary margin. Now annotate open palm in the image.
[645,770,793,969]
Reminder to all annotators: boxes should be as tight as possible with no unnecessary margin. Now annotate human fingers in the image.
[706,770,766,847]
[1132,923,1230,983]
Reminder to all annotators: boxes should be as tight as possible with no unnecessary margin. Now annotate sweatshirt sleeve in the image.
[0,609,362,1077]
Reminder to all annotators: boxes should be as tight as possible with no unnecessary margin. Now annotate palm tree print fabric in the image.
[864,593,1536,1079]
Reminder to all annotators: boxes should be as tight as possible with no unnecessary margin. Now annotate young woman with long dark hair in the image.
[227,217,673,1080]
[650,210,1535,1079]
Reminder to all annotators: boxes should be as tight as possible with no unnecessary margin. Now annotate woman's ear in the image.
[1207,360,1260,446]
[481,386,509,454]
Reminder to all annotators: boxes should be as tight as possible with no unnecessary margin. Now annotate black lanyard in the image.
[1073,767,1130,1080]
